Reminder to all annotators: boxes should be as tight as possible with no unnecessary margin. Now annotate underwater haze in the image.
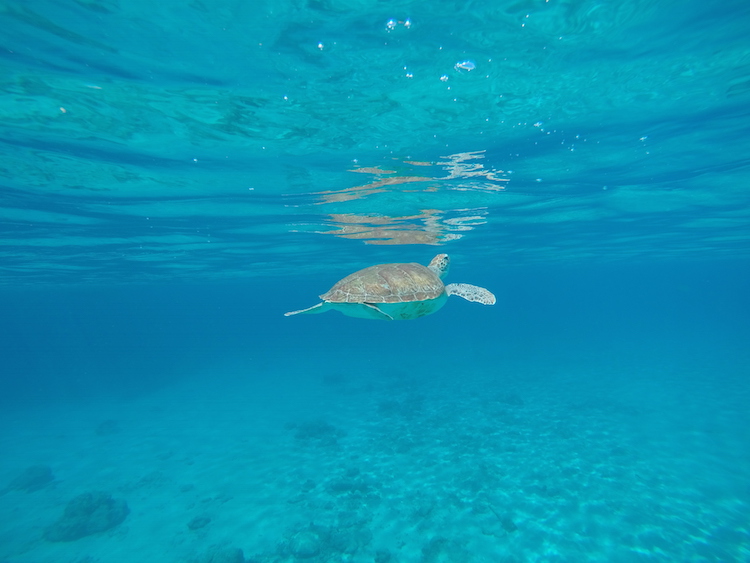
[1,0,749,561]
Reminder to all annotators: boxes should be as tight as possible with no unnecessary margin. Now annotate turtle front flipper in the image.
[362,303,394,320]
[445,283,496,305]
[284,302,329,316]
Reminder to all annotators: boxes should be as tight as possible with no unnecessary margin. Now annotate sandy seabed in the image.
[1,345,749,563]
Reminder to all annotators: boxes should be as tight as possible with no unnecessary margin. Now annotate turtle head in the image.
[428,254,450,279]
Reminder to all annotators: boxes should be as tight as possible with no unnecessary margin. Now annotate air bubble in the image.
[454,60,476,72]
[386,18,411,31]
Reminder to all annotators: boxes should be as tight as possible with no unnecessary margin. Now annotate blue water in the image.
[1,1,750,561]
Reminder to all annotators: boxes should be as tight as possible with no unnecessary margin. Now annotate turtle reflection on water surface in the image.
[284,254,495,321]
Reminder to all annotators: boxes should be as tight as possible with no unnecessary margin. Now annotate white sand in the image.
[1,339,749,562]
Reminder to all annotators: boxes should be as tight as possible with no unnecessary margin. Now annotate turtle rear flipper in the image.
[445,283,496,305]
[284,302,327,316]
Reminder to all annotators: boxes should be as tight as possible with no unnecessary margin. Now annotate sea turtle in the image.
[284,254,495,321]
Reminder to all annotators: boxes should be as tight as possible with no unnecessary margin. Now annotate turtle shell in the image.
[321,262,444,304]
